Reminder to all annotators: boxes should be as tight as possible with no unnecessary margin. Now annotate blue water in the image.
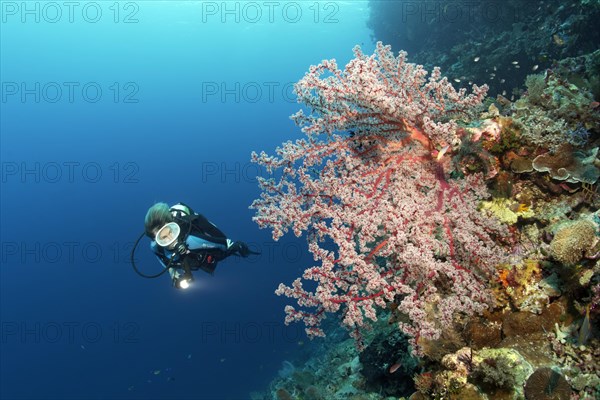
[0,2,372,399]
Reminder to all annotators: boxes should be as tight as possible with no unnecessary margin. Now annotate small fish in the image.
[553,34,565,46]
[389,363,401,374]
[500,79,506,83]
[514,65,521,69]
[153,370,161,375]
[590,101,599,109]
[578,304,592,345]
[80,345,86,350]
[512,61,519,65]
[436,145,450,161]
[454,78,461,83]
[493,66,497,71]
[502,90,507,96]
[220,358,226,363]
[473,57,480,62]
[532,65,539,71]
[187,354,192,360]
[515,203,529,213]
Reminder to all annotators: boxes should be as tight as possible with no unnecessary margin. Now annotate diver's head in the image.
[155,222,181,249]
[144,202,174,238]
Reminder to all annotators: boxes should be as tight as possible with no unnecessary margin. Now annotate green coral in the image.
[471,348,533,398]
[525,74,547,105]
[472,356,516,388]
[512,71,599,150]
[488,119,522,154]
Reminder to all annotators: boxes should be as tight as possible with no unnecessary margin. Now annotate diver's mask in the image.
[155,222,187,254]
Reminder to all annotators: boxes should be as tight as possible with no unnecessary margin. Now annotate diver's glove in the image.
[226,240,259,257]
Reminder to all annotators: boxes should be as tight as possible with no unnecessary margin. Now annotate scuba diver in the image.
[131,202,258,289]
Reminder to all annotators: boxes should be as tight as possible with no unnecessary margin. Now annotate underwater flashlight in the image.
[173,261,194,289]
[174,273,193,289]
[179,279,191,289]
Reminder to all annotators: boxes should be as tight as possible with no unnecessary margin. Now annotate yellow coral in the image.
[480,198,534,225]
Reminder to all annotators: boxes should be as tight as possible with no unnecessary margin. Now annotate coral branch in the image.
[251,42,505,353]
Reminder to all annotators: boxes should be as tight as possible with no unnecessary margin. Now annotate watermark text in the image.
[1,161,140,184]
[1,1,140,23]
[200,1,339,24]
[1,321,140,344]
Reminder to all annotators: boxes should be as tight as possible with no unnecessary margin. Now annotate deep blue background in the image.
[0,2,372,399]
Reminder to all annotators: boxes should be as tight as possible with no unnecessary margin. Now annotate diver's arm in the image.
[150,242,181,269]
[151,242,183,280]
[185,234,228,252]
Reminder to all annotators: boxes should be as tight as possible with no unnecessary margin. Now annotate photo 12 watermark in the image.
[200,1,340,24]
[228,240,305,265]
[1,161,140,184]
[200,81,296,104]
[1,1,140,24]
[1,320,140,344]
[199,161,264,184]
[1,82,140,104]
[1,241,138,266]
[0,240,305,267]
[198,320,303,345]
[198,160,299,185]
[394,1,518,24]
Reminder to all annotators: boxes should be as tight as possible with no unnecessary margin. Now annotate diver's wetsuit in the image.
[151,209,245,277]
